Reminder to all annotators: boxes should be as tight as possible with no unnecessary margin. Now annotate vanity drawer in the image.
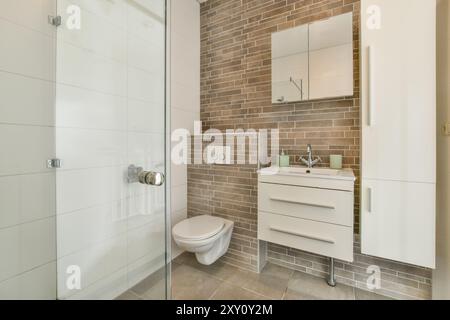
[258,182,353,227]
[258,212,354,262]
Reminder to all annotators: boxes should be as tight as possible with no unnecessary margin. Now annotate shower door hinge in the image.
[48,15,62,27]
[47,159,62,169]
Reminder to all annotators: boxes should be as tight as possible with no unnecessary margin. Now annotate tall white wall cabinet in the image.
[361,0,436,268]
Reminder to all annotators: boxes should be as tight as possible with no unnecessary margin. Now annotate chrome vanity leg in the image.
[327,258,337,287]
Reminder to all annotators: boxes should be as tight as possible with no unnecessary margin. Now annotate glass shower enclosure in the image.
[0,0,169,300]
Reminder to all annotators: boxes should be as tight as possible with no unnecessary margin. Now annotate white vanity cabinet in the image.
[257,167,356,263]
[361,0,436,268]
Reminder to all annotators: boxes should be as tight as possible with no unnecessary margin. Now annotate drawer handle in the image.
[269,197,335,210]
[269,226,335,244]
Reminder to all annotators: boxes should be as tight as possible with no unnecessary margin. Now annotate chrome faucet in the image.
[300,144,322,168]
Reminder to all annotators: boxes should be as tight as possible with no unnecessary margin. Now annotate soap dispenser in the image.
[279,149,290,168]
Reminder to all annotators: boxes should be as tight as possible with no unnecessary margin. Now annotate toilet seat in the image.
[173,215,225,241]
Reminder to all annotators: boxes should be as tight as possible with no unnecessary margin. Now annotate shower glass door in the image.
[54,0,168,299]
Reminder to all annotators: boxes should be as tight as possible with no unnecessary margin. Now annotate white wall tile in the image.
[57,202,127,258]
[0,217,56,283]
[56,166,126,214]
[68,267,128,300]
[127,132,165,169]
[0,262,56,300]
[0,173,55,229]
[0,0,56,36]
[57,42,127,96]
[56,84,127,131]
[127,3,165,46]
[127,215,165,263]
[127,187,165,227]
[57,4,127,63]
[128,67,165,103]
[0,124,55,176]
[56,128,127,169]
[128,34,165,74]
[0,1,58,300]
[0,19,55,80]
[57,234,127,299]
[0,72,55,126]
[127,252,165,290]
[128,99,164,134]
[0,0,178,300]
[130,0,165,20]
[58,0,127,29]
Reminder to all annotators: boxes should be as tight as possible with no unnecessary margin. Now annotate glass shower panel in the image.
[55,0,167,299]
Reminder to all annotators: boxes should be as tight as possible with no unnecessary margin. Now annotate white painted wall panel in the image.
[170,0,201,259]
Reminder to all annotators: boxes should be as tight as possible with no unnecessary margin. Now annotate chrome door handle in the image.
[138,170,165,186]
[128,165,165,186]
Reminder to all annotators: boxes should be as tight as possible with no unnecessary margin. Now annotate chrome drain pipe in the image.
[327,258,337,287]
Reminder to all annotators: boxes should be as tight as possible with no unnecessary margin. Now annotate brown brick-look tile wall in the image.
[187,0,432,300]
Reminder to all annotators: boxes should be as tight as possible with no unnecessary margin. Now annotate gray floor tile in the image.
[115,291,142,300]
[355,288,393,300]
[129,253,393,301]
[283,289,317,300]
[131,267,167,300]
[287,271,355,300]
[172,265,222,300]
[225,263,290,299]
[181,253,241,282]
[210,282,268,300]
[260,263,294,280]
[173,252,194,265]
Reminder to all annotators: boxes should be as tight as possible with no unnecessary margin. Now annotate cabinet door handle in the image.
[270,196,335,210]
[368,187,373,213]
[368,45,375,126]
[270,226,335,244]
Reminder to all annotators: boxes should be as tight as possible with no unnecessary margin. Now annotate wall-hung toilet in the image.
[172,215,234,265]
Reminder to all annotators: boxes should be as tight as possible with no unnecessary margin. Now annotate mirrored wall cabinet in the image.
[272,12,354,104]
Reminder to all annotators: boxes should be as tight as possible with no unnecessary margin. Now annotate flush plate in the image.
[206,145,231,164]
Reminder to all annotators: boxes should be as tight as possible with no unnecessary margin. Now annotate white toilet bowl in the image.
[172,215,234,265]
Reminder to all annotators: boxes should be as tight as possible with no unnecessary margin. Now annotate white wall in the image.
[0,0,57,299]
[170,0,201,258]
[433,0,450,299]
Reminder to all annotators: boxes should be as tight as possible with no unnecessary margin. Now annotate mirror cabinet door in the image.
[308,13,354,100]
[271,12,353,103]
[272,24,309,103]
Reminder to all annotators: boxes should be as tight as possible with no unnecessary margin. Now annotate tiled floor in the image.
[117,252,392,300]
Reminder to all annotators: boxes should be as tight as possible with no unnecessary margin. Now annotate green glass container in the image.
[279,150,290,167]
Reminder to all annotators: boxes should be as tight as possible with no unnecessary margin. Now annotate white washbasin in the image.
[259,166,355,181]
